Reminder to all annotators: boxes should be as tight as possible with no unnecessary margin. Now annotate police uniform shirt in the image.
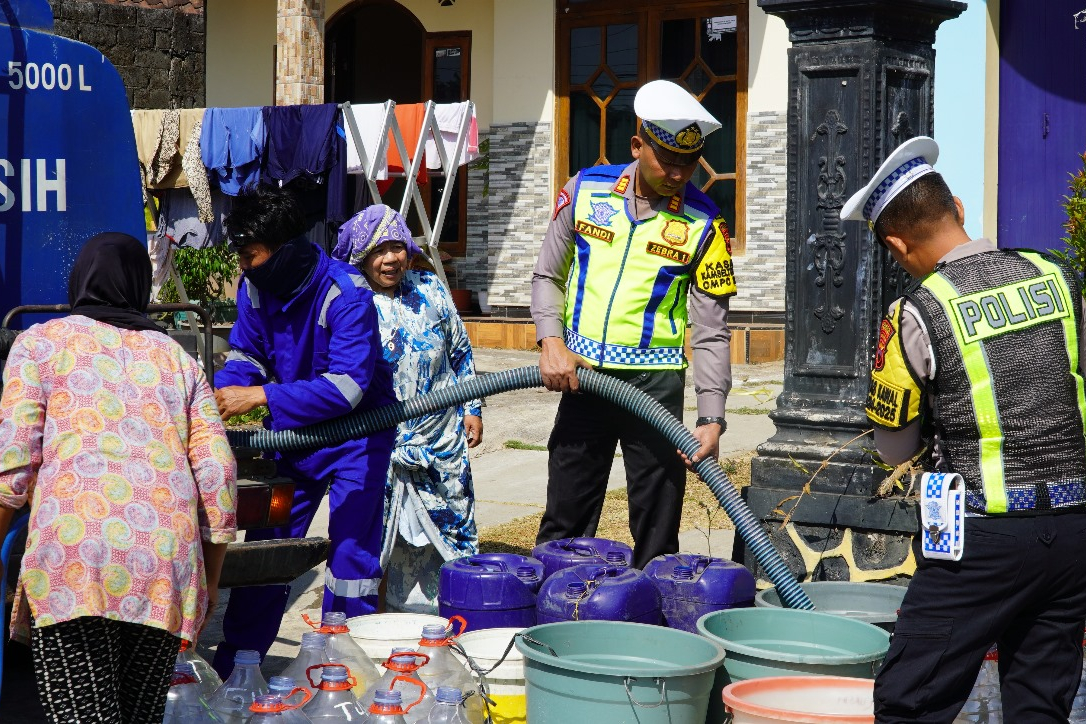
[530,160,732,418]
[872,237,1086,465]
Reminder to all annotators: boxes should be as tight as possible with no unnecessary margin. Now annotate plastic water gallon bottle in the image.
[1070,639,1086,722]
[423,687,471,723]
[249,692,316,723]
[312,611,382,695]
[304,663,365,722]
[164,662,223,723]
[207,649,270,724]
[954,647,1002,723]
[416,623,472,693]
[361,688,426,724]
[177,639,223,699]
[362,649,435,722]
[283,632,332,697]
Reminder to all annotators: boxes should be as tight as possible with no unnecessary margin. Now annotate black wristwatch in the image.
[696,416,727,432]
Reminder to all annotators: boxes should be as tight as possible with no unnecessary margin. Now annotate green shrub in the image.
[1055,152,1086,277]
[158,244,238,304]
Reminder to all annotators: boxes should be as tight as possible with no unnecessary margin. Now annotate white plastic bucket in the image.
[457,627,526,724]
[723,676,875,724]
[345,613,448,665]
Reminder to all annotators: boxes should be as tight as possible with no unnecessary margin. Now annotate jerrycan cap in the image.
[605,551,628,566]
[672,565,695,580]
[235,649,261,666]
[566,582,588,598]
[516,565,539,580]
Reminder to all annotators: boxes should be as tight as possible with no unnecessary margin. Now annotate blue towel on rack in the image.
[200,107,265,195]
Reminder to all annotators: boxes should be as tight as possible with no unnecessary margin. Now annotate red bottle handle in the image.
[447,615,468,638]
[390,675,427,712]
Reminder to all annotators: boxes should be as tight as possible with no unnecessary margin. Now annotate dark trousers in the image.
[31,617,181,724]
[875,513,1086,723]
[212,445,391,679]
[536,369,686,569]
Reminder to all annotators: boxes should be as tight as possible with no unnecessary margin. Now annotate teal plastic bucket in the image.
[755,582,907,633]
[515,621,725,724]
[697,608,889,724]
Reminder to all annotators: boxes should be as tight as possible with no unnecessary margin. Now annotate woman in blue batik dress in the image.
[333,205,482,613]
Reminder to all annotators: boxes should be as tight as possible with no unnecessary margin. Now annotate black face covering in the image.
[244,236,318,299]
[68,232,165,334]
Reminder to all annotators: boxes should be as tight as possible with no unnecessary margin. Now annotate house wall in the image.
[205,0,276,108]
[48,0,206,109]
[735,4,789,314]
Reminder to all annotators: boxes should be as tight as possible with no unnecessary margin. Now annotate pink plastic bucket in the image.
[722,676,875,723]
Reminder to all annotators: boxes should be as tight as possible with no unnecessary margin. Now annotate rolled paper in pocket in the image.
[920,472,965,561]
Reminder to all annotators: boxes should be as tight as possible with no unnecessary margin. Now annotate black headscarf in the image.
[68,232,165,335]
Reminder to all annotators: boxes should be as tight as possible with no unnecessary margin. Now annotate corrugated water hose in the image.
[226,366,815,610]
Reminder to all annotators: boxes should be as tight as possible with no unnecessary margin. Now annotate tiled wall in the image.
[276,0,324,106]
[735,110,787,313]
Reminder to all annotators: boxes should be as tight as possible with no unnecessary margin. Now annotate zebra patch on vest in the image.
[575,220,615,243]
[950,273,1070,344]
[646,241,691,264]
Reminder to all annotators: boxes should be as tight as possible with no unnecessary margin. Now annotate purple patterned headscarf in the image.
[333,204,423,266]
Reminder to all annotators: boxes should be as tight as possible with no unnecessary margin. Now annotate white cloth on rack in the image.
[424,102,480,171]
[345,103,390,180]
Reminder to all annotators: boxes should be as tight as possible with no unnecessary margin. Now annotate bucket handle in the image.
[517,632,560,658]
[623,677,668,709]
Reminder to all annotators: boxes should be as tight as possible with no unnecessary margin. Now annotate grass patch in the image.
[503,439,548,452]
[225,406,269,427]
[729,406,772,415]
[478,452,755,557]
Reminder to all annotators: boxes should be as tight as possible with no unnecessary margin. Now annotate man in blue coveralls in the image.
[211,185,396,675]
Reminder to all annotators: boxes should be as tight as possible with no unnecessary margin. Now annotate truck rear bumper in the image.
[219,536,330,588]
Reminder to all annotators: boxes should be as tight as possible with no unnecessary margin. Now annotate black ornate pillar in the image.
[743,0,965,583]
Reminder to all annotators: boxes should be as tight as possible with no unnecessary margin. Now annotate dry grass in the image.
[478,452,754,556]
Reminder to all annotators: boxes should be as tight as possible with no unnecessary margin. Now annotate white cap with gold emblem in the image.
[841,136,941,226]
[634,80,721,156]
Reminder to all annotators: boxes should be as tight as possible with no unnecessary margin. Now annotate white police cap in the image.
[634,80,721,155]
[841,136,940,225]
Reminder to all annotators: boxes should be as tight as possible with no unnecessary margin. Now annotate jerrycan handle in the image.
[446,615,468,638]
[389,675,427,712]
[562,540,598,557]
[469,555,508,572]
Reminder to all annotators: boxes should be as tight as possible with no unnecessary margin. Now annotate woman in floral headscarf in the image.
[333,205,481,613]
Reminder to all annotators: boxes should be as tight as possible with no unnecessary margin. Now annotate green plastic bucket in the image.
[697,608,889,724]
[755,582,907,633]
[514,621,725,724]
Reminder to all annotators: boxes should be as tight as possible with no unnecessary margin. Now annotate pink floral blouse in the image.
[0,316,237,643]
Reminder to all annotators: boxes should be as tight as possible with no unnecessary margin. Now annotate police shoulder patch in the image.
[553,188,571,220]
[693,223,737,298]
[865,304,923,430]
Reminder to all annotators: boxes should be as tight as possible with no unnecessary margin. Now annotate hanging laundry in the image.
[200,107,265,195]
[131,108,207,189]
[424,102,480,170]
[326,118,350,225]
[182,118,215,223]
[262,103,341,185]
[154,188,231,250]
[386,103,428,183]
[345,102,391,179]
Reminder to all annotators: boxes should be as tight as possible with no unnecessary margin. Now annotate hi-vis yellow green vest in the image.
[562,164,736,369]
[866,249,1086,514]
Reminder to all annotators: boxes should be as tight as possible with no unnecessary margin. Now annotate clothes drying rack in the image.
[339,99,476,288]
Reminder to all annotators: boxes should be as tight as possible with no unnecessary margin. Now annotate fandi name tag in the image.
[575,220,615,243]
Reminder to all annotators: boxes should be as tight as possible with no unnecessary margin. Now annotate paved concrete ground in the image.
[0,348,783,719]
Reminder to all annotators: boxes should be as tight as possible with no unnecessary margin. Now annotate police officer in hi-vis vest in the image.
[531,80,736,569]
[843,136,1086,723]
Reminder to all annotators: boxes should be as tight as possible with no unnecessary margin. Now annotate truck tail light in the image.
[268,483,294,527]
